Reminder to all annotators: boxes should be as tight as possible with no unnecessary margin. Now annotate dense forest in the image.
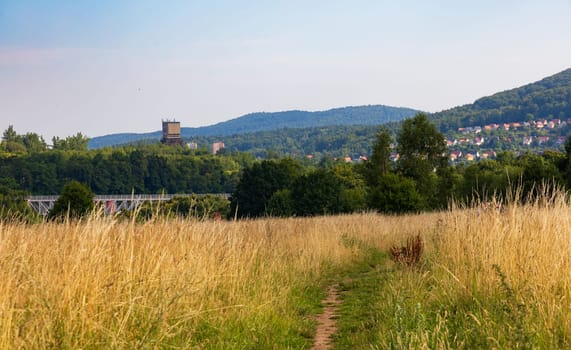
[189,125,380,159]
[0,126,254,197]
[2,114,571,222]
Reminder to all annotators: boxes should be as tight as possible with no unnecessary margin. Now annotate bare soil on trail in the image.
[311,284,342,350]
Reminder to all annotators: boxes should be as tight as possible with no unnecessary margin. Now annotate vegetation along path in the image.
[310,241,392,349]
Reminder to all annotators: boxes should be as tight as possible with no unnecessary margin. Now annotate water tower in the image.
[161,120,183,146]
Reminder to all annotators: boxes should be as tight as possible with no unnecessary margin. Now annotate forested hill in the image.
[430,68,571,131]
[88,105,419,149]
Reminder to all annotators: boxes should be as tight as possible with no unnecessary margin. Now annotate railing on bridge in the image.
[26,193,230,216]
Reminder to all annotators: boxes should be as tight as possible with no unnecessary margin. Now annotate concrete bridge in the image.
[26,194,230,216]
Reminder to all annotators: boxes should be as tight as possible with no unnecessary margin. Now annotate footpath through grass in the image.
[5,207,570,348]
[328,238,569,349]
[331,243,390,348]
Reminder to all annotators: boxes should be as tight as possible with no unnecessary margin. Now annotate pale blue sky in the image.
[1,0,570,140]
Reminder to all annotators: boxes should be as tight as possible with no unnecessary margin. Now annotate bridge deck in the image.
[26,193,230,216]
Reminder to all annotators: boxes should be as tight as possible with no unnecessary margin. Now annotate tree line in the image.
[230,113,571,218]
[2,113,571,221]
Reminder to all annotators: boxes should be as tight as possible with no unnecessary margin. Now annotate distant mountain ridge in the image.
[88,105,420,149]
[88,68,571,151]
[430,68,571,130]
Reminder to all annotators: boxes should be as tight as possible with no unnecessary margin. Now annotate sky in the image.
[1,0,571,141]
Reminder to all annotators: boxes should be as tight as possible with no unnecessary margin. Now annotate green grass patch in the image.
[328,246,570,349]
[331,244,391,349]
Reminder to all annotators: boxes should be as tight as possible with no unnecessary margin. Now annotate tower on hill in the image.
[161,120,182,146]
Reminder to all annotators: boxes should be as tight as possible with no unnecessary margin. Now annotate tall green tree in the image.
[52,132,90,151]
[397,113,447,178]
[367,173,424,214]
[0,178,37,222]
[396,113,448,207]
[22,133,47,152]
[1,125,26,153]
[518,153,563,195]
[265,189,294,217]
[48,180,95,220]
[364,126,393,186]
[565,135,571,189]
[290,169,344,216]
[2,125,19,143]
[230,158,302,218]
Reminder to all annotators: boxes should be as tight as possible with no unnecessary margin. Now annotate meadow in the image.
[1,191,571,349]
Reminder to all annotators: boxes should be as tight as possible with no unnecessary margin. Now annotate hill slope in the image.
[88,105,419,149]
[431,68,571,130]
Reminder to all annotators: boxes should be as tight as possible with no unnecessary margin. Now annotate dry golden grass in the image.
[0,212,437,348]
[5,193,571,349]
[433,192,571,340]
[335,190,571,348]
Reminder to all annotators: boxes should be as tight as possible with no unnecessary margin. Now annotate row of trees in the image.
[1,125,90,153]
[230,113,571,218]
[0,144,254,196]
[2,113,571,221]
[230,114,448,217]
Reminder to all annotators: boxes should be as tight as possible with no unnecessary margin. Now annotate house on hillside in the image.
[480,150,496,159]
[212,141,225,154]
[474,136,484,146]
[522,136,533,146]
[449,151,462,162]
[537,136,550,145]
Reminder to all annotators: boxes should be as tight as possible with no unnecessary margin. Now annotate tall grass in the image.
[434,188,571,347]
[0,212,433,348]
[374,187,571,349]
[5,190,570,349]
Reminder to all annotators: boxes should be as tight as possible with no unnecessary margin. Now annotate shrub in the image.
[390,234,424,268]
[48,180,94,220]
[167,194,230,220]
[367,173,424,214]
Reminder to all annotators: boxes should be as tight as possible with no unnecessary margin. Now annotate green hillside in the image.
[87,68,571,158]
[189,125,379,159]
[88,105,419,149]
[431,68,571,131]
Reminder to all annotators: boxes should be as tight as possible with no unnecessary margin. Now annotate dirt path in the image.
[311,284,342,350]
